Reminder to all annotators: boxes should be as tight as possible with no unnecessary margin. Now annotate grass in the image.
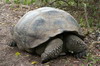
[5,0,35,5]
[83,53,100,66]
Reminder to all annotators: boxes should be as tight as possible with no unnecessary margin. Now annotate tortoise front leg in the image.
[65,35,88,58]
[41,38,63,63]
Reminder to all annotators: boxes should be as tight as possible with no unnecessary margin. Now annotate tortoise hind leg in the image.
[8,40,17,47]
[65,35,87,58]
[41,38,63,63]
[8,27,17,47]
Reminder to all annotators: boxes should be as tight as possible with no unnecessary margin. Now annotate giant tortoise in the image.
[9,7,87,63]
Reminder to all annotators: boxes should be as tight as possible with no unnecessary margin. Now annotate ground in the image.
[0,3,100,66]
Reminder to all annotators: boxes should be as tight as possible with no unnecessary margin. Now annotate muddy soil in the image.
[0,3,100,66]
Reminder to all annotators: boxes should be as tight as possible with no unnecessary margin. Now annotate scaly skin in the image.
[41,38,63,63]
[65,34,87,58]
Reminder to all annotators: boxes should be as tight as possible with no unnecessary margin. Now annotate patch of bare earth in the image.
[0,3,100,66]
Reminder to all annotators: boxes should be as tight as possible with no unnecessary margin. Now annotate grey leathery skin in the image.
[41,38,63,63]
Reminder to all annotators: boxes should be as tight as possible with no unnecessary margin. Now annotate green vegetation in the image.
[2,0,99,28]
[4,0,35,5]
[0,0,99,65]
[84,53,100,66]
[38,0,99,28]
[15,52,21,57]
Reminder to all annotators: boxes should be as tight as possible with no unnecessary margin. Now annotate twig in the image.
[89,41,100,51]
[49,0,57,5]
[62,0,70,6]
[83,3,90,29]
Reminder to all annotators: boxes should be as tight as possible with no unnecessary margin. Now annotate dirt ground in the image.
[0,3,100,66]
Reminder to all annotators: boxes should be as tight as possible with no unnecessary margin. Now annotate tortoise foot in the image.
[41,38,63,63]
[74,50,87,58]
[41,53,51,63]
[9,41,17,47]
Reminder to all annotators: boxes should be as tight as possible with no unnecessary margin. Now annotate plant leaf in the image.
[31,61,38,64]
[15,52,21,56]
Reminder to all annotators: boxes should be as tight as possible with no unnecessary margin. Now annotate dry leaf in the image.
[31,61,38,64]
[15,52,21,56]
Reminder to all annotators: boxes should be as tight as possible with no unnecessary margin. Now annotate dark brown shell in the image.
[13,7,83,49]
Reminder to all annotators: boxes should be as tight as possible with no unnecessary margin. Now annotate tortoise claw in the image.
[41,53,50,63]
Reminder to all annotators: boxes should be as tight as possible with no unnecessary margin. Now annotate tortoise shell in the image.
[13,7,83,49]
